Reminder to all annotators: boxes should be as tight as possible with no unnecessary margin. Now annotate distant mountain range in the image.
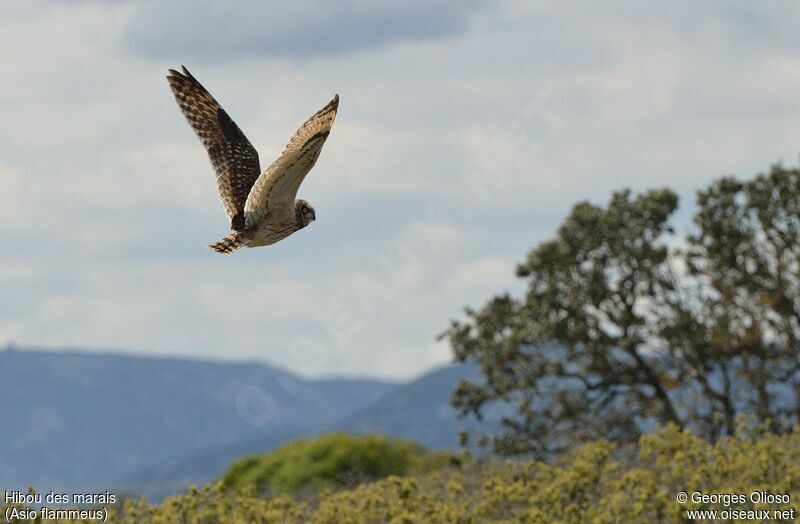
[0,346,483,499]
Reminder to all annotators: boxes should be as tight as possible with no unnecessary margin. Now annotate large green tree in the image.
[443,163,800,456]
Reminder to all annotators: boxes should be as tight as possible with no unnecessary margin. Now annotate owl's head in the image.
[295,199,316,228]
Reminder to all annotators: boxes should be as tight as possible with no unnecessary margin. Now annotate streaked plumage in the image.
[166,66,338,253]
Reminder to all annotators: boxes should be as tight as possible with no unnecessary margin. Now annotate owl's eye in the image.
[302,207,309,214]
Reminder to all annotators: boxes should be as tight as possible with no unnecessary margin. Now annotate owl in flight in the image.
[167,66,338,253]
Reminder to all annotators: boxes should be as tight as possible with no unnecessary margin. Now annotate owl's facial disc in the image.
[296,200,316,227]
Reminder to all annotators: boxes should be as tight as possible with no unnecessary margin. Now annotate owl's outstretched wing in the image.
[167,66,260,230]
[244,95,339,228]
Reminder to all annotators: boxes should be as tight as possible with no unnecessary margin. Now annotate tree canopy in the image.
[443,162,800,456]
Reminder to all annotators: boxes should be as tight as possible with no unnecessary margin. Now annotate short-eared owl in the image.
[166,66,338,253]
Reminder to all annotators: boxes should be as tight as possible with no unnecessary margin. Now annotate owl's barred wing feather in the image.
[244,95,339,228]
[166,66,260,230]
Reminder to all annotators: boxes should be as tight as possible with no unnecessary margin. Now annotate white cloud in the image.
[444,256,515,294]
[0,165,25,226]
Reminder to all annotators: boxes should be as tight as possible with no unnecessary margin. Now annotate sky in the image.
[1,1,799,380]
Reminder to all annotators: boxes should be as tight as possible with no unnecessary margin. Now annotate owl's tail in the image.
[209,232,244,254]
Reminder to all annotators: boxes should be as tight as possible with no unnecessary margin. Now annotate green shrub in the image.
[220,432,460,495]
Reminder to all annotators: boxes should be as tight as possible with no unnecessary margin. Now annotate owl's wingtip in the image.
[165,65,193,79]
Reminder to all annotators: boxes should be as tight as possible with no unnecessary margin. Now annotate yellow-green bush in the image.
[4,424,799,523]
[221,433,460,495]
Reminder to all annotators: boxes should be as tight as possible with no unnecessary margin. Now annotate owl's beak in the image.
[310,209,316,221]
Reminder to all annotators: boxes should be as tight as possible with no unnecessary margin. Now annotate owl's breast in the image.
[248,220,298,247]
